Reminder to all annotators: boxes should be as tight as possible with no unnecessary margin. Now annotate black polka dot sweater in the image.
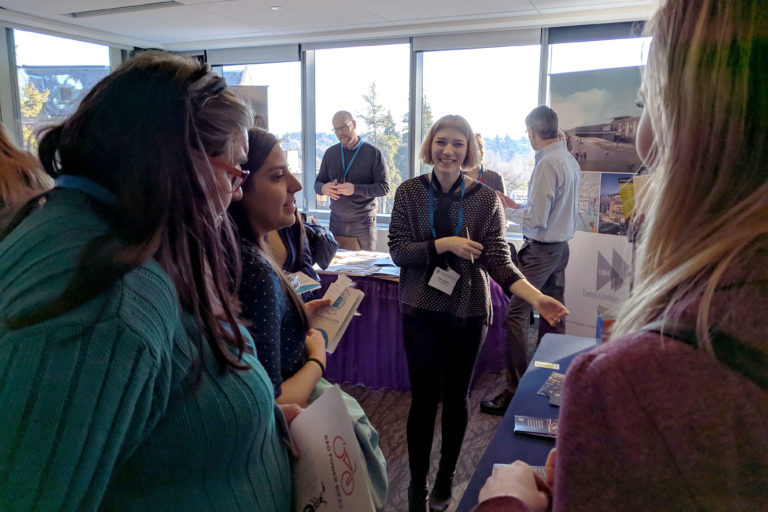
[388,174,524,324]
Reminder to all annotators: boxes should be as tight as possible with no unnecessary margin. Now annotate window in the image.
[314,44,410,214]
[421,45,541,203]
[220,61,303,208]
[14,29,110,151]
[549,37,651,75]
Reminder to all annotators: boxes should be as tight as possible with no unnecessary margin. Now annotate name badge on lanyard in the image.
[340,139,364,182]
[428,266,460,295]
[427,173,465,295]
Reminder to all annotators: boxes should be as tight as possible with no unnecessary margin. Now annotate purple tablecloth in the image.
[320,273,510,391]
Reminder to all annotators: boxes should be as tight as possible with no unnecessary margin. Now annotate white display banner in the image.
[565,230,632,338]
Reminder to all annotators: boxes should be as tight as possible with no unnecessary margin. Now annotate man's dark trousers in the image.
[505,239,569,390]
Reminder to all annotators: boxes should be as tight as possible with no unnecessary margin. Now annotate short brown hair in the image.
[419,115,480,170]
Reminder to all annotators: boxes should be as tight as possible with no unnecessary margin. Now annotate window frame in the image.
[0,22,648,230]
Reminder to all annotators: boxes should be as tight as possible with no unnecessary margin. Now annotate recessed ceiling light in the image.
[270,5,281,10]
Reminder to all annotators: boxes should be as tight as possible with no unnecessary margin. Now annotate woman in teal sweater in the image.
[0,52,294,511]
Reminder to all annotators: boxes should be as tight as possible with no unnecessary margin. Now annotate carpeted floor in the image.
[339,320,540,512]
[341,371,509,512]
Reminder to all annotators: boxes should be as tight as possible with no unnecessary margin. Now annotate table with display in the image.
[316,254,511,391]
[456,333,597,512]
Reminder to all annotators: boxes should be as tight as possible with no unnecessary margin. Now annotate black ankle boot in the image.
[428,470,455,512]
[408,481,428,512]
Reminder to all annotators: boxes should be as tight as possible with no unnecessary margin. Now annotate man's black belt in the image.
[523,237,566,245]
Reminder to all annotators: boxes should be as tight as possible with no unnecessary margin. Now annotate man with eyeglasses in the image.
[314,110,390,251]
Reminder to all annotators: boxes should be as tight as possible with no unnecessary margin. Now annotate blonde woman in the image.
[0,123,53,230]
[475,0,768,510]
[389,114,568,512]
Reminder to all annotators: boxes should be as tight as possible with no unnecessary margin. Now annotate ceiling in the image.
[0,0,657,50]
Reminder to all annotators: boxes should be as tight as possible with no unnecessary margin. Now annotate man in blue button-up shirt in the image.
[481,105,581,415]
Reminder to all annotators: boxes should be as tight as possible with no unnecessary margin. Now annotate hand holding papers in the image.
[291,385,376,512]
[496,190,519,209]
[310,274,365,353]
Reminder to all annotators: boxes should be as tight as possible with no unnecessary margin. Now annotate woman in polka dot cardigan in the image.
[229,128,389,508]
[388,115,568,512]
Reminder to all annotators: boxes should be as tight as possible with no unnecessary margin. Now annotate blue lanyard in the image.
[55,175,120,205]
[428,172,465,239]
[340,139,364,181]
[477,165,484,182]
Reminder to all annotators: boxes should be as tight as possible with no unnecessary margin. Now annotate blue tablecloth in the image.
[320,273,510,391]
[457,334,597,512]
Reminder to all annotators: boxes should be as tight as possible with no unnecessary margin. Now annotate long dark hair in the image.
[229,128,310,333]
[7,51,253,376]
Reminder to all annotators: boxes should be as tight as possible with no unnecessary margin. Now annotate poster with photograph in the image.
[564,231,633,338]
[551,66,643,174]
[576,171,600,233]
[599,172,634,236]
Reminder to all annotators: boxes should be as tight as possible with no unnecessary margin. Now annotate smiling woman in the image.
[229,128,322,406]
[228,127,389,508]
[389,114,568,512]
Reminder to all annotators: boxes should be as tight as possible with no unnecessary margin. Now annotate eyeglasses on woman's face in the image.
[208,155,250,192]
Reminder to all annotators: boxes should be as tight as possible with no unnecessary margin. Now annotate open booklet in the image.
[310,274,365,353]
[287,271,323,295]
[290,385,376,512]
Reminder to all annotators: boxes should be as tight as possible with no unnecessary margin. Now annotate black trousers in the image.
[505,240,569,390]
[402,313,487,485]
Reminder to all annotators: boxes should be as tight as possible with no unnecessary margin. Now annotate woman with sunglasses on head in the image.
[389,114,568,512]
[229,128,388,509]
[229,128,330,407]
[0,52,295,511]
[474,1,768,511]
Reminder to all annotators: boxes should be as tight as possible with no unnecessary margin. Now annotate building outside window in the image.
[14,29,110,151]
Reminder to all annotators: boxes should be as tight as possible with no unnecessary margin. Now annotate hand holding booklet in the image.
[310,274,365,353]
[290,385,376,512]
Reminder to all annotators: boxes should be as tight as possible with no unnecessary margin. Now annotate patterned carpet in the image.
[341,371,508,512]
[339,320,541,512]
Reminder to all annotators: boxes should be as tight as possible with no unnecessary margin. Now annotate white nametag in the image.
[428,266,460,295]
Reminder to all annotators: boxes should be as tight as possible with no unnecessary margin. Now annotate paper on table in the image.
[290,385,376,512]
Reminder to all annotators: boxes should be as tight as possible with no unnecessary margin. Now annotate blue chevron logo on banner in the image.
[596,249,628,291]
